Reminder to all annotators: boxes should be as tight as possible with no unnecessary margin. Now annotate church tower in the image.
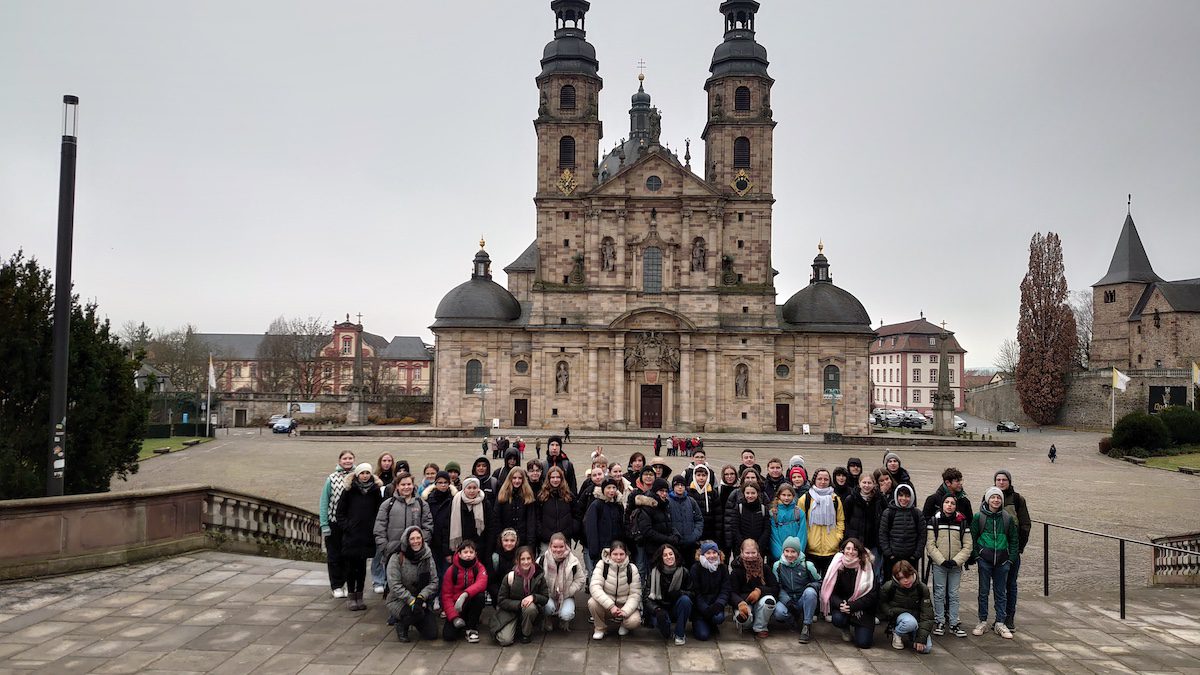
[1091,211,1162,369]
[702,0,775,198]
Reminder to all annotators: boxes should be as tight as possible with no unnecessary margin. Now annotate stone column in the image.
[681,208,692,286]
[706,348,717,428]
[614,335,626,430]
[761,352,774,432]
[616,208,628,287]
[587,348,598,427]
[679,336,693,429]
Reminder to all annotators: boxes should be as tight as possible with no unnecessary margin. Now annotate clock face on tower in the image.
[557,169,578,196]
[731,169,753,197]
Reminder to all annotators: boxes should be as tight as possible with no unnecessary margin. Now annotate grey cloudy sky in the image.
[2,1,1198,369]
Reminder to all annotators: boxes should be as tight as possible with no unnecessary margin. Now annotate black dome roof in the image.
[540,32,599,79]
[709,36,770,80]
[434,278,522,324]
[781,283,871,328]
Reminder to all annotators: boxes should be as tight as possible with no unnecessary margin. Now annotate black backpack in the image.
[602,561,634,585]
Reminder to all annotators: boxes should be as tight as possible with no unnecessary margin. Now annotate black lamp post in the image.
[47,94,79,497]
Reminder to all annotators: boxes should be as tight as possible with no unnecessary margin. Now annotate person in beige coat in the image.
[925,494,973,638]
[587,541,642,639]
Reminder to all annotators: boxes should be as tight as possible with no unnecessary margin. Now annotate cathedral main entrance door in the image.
[775,404,790,432]
[640,385,663,429]
[513,399,528,427]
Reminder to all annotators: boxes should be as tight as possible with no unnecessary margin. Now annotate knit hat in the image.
[354,462,373,475]
[883,450,900,465]
[789,454,806,468]
[547,435,564,448]
[782,536,804,554]
[846,457,862,469]
[435,470,451,483]
[994,469,1014,486]
[651,478,670,493]
[671,474,687,487]
[395,460,411,475]
[445,461,461,474]
[700,541,719,555]
[601,478,619,490]
[984,486,1004,503]
[462,476,480,489]
[788,466,808,482]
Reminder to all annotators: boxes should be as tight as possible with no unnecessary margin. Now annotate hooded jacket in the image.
[724,495,770,555]
[374,491,433,559]
[589,548,642,616]
[630,493,677,548]
[493,447,522,485]
[666,489,704,546]
[335,473,384,558]
[971,502,1019,566]
[921,482,973,523]
[439,551,488,622]
[878,578,934,643]
[470,457,498,498]
[687,468,721,541]
[772,550,822,598]
[879,485,926,563]
[768,502,808,561]
[583,487,626,561]
[689,551,732,619]
[926,509,973,567]
[545,448,578,494]
[882,451,914,494]
[995,470,1032,554]
[843,488,883,550]
[385,526,439,616]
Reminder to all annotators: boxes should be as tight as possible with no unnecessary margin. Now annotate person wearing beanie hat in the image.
[545,435,578,494]
[772,535,822,643]
[970,485,1019,638]
[583,478,626,573]
[878,483,926,582]
[689,540,731,641]
[336,462,384,610]
[687,464,720,544]
[440,538,488,643]
[424,470,458,586]
[992,469,1030,633]
[882,450,915,494]
[445,461,462,489]
[788,455,809,492]
[629,478,679,578]
[667,474,704,563]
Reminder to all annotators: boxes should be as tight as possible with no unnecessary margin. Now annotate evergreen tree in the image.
[1015,233,1077,425]
[0,251,148,499]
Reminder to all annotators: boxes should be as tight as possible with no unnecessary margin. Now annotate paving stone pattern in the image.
[2,551,1200,674]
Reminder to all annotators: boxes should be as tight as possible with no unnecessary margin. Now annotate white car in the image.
[954,416,967,430]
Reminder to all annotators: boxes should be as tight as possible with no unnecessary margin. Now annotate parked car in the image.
[272,417,297,433]
[954,416,967,430]
[876,412,902,427]
[900,416,925,429]
[267,413,287,428]
[996,420,1021,433]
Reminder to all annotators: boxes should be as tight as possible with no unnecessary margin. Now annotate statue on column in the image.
[601,238,616,271]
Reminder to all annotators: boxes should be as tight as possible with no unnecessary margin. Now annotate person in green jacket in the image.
[970,487,1019,639]
[878,560,934,652]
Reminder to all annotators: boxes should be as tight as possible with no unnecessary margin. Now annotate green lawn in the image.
[139,437,210,460]
[1146,451,1200,471]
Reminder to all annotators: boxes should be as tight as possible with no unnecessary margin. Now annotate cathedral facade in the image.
[431,0,874,433]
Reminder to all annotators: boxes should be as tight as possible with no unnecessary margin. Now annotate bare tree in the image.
[255,316,295,393]
[117,320,153,356]
[993,338,1020,375]
[147,325,208,392]
[1069,290,1093,369]
[253,316,333,397]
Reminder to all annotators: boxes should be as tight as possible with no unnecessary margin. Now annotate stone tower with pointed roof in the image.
[430,1,875,433]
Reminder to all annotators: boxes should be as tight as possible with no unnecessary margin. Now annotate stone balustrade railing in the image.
[0,485,322,581]
[1152,531,1200,586]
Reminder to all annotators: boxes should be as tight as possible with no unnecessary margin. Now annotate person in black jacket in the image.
[730,538,779,638]
[644,543,693,645]
[687,464,721,544]
[820,537,878,648]
[423,471,457,585]
[335,463,384,611]
[843,472,884,577]
[469,456,497,499]
[537,465,577,549]
[879,484,926,577]
[689,540,731,641]
[630,478,678,578]
[724,481,770,561]
[993,469,1031,632]
[583,479,625,573]
[921,467,972,523]
[545,436,578,494]
[882,451,914,495]
[493,447,521,486]
[493,467,537,548]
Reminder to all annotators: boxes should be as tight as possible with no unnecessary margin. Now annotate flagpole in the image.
[1111,367,1116,430]
[205,354,213,438]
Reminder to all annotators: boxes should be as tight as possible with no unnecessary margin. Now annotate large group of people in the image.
[317,438,1031,651]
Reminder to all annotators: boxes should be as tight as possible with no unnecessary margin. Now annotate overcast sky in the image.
[2,1,1198,369]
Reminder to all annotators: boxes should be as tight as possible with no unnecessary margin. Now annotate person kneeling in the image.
[386,526,440,643]
[879,560,934,653]
[588,541,642,639]
[689,541,730,641]
[539,533,586,632]
[819,537,878,649]
[441,540,488,644]
[772,536,822,644]
[731,538,778,639]
[491,546,548,645]
[645,543,693,645]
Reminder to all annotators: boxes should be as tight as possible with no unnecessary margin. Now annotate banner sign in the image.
[1148,386,1187,414]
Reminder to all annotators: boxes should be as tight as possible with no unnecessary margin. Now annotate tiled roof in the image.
[380,336,432,360]
[870,318,966,354]
[1095,214,1162,286]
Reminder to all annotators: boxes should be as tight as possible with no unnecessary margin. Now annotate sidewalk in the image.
[2,551,1198,674]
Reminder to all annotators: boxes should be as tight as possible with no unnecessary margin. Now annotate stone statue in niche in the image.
[734,364,749,398]
[556,361,569,393]
[691,238,707,272]
[601,239,616,271]
[587,91,597,118]
[760,92,773,120]
[538,90,549,118]
[711,92,723,119]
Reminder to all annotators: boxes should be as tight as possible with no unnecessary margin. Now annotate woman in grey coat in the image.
[374,473,433,564]
[385,526,439,642]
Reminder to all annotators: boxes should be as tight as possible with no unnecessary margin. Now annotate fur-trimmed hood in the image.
[344,473,383,490]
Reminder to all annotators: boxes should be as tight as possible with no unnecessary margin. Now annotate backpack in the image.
[625,503,646,542]
[799,492,840,521]
[602,561,634,585]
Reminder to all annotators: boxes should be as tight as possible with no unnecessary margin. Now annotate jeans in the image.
[773,587,819,626]
[930,564,962,625]
[830,607,875,648]
[976,557,1010,625]
[544,597,576,622]
[894,612,933,652]
[691,610,726,641]
[370,547,387,588]
[652,595,693,639]
[734,596,776,632]
[1004,556,1021,628]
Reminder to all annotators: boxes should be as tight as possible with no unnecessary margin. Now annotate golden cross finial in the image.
[818,239,824,253]
[479,236,486,249]
[637,59,647,81]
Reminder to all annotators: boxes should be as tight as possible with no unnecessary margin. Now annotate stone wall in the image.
[215,392,431,427]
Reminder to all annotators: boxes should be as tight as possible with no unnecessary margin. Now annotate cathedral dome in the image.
[539,1,600,80]
[781,245,872,331]
[708,0,771,82]
[433,246,522,327]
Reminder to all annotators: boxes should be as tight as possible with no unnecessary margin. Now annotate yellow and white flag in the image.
[1193,362,1199,386]
[1112,367,1131,391]
[207,355,217,389]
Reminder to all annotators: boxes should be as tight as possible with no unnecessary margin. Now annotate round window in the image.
[775,364,790,379]
[514,360,529,374]
[646,175,663,192]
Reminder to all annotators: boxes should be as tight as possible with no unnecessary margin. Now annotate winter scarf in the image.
[819,551,874,615]
[327,467,351,522]
[648,563,684,601]
[353,475,376,495]
[514,562,538,596]
[543,552,573,604]
[808,485,837,530]
[449,478,487,550]
[741,551,765,584]
[699,555,720,573]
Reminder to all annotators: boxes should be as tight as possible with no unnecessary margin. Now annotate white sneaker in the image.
[972,621,989,636]
[618,626,629,636]
[994,623,1014,639]
[674,635,686,646]
[332,587,347,599]
[892,632,904,650]
[592,630,605,640]
[466,629,480,643]
[372,584,385,594]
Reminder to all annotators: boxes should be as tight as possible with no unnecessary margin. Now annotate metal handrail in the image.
[1036,518,1198,619]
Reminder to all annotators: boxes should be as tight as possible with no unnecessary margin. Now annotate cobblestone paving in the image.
[2,551,1199,674]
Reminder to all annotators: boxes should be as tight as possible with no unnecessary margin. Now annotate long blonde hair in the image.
[497,466,534,505]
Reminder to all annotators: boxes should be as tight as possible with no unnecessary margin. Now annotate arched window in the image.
[560,85,576,110]
[824,365,841,394]
[733,136,751,168]
[465,359,482,393]
[559,136,576,168]
[643,247,662,294]
[735,86,751,111]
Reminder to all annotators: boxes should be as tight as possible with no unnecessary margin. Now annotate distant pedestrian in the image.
[563,425,571,443]
[1048,445,1057,463]
[535,439,542,460]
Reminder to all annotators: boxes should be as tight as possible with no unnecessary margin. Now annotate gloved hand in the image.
[455,593,467,614]
[453,617,466,629]
[737,602,751,621]
[941,560,957,569]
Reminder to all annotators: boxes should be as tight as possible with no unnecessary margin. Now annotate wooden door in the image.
[234,409,248,428]
[640,385,663,429]
[775,403,790,432]
[513,399,528,427]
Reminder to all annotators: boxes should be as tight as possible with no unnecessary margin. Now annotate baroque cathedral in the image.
[431,0,874,433]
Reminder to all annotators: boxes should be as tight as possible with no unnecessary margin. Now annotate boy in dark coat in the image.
[878,484,926,577]
[879,560,934,652]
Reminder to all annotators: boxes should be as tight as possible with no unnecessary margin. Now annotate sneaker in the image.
[466,629,480,643]
[932,621,946,636]
[972,621,989,636]
[519,632,531,644]
[395,624,410,643]
[952,623,967,638]
[674,635,686,646]
[559,618,571,632]
[618,626,629,636]
[892,632,904,650]
[994,623,1013,639]
[756,630,770,639]
[1005,622,1016,633]
[332,587,347,599]
[798,624,812,644]
[587,615,594,624]
[841,628,851,642]
[592,630,605,640]
[372,584,386,594]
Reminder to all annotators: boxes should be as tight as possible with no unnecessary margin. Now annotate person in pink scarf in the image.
[819,537,878,648]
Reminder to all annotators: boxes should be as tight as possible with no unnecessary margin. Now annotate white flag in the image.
[208,355,217,389]
[1112,367,1131,392]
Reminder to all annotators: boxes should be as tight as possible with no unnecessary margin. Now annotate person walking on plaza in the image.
[820,537,878,649]
[926,493,972,638]
[1048,444,1057,463]
[491,546,548,645]
[879,560,935,653]
[689,540,731,641]
[970,487,1019,639]
[386,526,440,642]
[440,540,488,643]
[335,463,383,611]
[563,424,571,443]
[993,469,1030,633]
[588,541,642,639]
[653,433,662,457]
[539,532,586,631]
[319,450,355,598]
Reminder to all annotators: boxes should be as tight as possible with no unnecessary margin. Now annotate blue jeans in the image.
[930,563,961,625]
[544,597,576,622]
[691,610,726,641]
[653,595,693,639]
[1004,556,1021,628]
[831,607,875,648]
[734,596,776,632]
[977,557,1010,625]
[894,612,933,652]
[370,546,387,587]
[773,587,818,626]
